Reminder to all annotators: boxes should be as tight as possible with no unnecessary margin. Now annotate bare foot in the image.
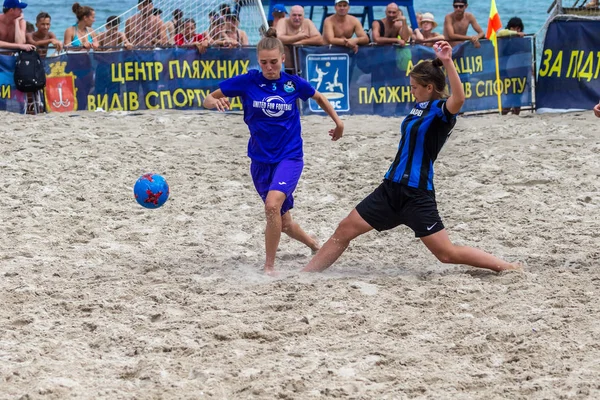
[500,262,524,272]
[309,235,320,255]
[264,265,279,277]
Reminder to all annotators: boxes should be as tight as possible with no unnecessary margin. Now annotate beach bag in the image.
[14,50,46,93]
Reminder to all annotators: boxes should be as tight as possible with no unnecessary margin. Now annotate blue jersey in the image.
[385,99,457,191]
[219,70,316,163]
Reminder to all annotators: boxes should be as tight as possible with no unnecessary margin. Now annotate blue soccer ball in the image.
[133,173,169,209]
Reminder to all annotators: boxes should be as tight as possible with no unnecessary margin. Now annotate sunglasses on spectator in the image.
[453,4,465,8]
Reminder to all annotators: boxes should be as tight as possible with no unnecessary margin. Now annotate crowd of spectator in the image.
[0,0,530,58]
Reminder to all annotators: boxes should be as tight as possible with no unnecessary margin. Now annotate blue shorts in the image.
[250,158,304,215]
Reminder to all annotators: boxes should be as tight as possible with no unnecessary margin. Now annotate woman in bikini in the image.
[63,2,98,51]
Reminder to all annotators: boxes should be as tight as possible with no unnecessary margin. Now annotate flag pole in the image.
[486,0,503,114]
[493,37,502,114]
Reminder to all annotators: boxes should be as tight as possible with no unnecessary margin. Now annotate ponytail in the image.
[257,27,284,54]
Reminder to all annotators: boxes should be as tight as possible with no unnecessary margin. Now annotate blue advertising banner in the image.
[536,19,600,111]
[298,38,533,116]
[1,41,532,116]
[0,54,23,114]
[0,48,258,113]
[306,53,350,112]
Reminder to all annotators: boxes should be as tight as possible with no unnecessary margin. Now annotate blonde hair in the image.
[257,27,284,54]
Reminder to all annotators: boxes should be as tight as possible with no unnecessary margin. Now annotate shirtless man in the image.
[277,5,323,46]
[371,3,411,46]
[98,15,133,50]
[323,0,369,53]
[270,4,287,28]
[443,0,484,48]
[125,0,167,47]
[26,12,62,57]
[277,5,323,69]
[0,0,35,51]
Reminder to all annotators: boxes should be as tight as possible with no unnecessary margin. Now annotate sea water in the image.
[22,0,552,45]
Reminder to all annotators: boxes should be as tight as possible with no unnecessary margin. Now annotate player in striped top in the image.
[303,40,521,273]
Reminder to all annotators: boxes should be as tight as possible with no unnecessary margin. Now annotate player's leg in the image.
[420,229,521,272]
[281,211,320,252]
[250,161,281,273]
[303,180,401,272]
[302,209,373,272]
[401,185,521,272]
[267,158,316,258]
[264,190,286,273]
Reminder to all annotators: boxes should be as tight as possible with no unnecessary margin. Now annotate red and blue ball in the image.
[134,173,169,209]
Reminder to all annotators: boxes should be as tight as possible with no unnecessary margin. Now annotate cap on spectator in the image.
[420,12,438,28]
[453,0,467,4]
[272,4,288,14]
[335,0,349,4]
[3,0,28,9]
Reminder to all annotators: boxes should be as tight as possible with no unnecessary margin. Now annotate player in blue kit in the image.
[303,40,521,273]
[203,28,344,274]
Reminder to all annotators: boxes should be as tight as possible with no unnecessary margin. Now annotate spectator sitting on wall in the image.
[63,2,99,50]
[174,18,208,53]
[125,0,167,47]
[443,0,484,48]
[97,15,132,51]
[276,5,323,70]
[0,0,35,51]
[371,3,411,46]
[497,17,525,38]
[323,0,369,53]
[269,3,287,27]
[412,12,444,47]
[26,12,62,57]
[165,8,183,43]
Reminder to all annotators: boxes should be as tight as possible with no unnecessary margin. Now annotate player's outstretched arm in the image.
[203,89,231,112]
[312,91,344,140]
[434,40,464,115]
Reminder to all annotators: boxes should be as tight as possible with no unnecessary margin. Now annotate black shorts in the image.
[356,180,444,237]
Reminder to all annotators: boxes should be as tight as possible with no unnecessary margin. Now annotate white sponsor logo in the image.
[426,222,438,231]
[278,181,287,185]
[409,108,423,117]
[252,96,292,118]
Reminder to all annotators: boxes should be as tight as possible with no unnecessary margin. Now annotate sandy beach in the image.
[1,109,599,399]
